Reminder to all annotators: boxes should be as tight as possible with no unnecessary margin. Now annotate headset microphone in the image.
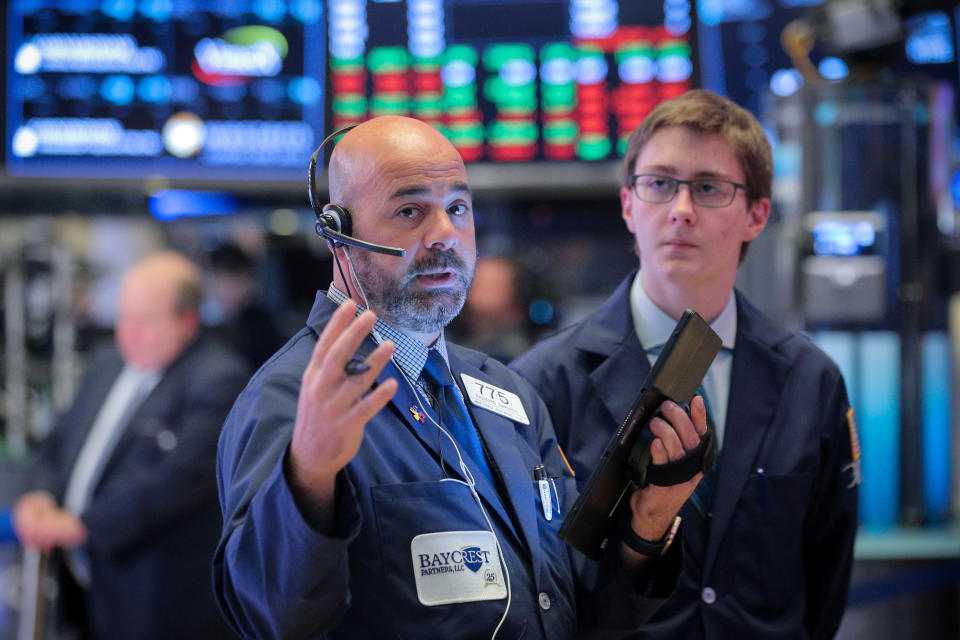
[308,124,406,257]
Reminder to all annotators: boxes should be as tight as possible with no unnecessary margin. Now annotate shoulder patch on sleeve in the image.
[843,407,863,488]
[557,444,575,477]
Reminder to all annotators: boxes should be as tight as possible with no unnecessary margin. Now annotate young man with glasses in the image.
[512,90,859,639]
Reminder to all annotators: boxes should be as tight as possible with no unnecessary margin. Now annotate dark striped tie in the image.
[647,344,719,518]
[688,384,719,518]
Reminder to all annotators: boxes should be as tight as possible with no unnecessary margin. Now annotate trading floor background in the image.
[2,0,960,638]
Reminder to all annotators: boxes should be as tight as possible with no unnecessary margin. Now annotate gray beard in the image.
[350,248,475,334]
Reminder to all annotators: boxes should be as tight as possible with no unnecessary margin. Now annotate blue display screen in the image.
[5,0,326,180]
[812,219,878,257]
[698,1,959,119]
[5,0,698,179]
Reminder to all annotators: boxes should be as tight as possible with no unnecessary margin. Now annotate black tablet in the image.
[558,309,722,559]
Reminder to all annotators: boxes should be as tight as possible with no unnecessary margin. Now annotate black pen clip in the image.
[344,358,370,376]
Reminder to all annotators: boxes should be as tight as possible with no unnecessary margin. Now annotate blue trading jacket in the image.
[214,292,587,639]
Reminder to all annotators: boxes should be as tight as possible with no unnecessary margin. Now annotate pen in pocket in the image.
[534,464,552,520]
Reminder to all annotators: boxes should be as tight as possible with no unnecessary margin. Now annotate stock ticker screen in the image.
[325,0,696,163]
[4,0,695,180]
[5,1,327,180]
[6,1,958,182]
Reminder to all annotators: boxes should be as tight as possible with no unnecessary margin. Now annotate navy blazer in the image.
[214,292,593,639]
[512,273,859,640]
[34,335,248,640]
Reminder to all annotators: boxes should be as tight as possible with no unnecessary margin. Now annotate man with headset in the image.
[512,90,859,638]
[214,116,707,638]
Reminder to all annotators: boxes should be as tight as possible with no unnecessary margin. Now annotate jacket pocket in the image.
[734,471,814,612]
[371,479,526,640]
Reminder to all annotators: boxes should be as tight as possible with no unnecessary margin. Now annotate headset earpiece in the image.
[306,123,405,257]
[317,204,352,237]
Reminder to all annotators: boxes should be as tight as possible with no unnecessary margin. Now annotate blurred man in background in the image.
[205,242,284,370]
[13,251,248,640]
[450,254,534,363]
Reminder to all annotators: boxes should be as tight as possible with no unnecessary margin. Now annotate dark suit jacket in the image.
[512,273,859,640]
[33,333,248,640]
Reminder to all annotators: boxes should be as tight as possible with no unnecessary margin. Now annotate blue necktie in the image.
[688,384,719,518]
[421,350,493,485]
[647,345,719,518]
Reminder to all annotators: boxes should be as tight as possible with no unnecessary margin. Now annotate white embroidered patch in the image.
[410,530,507,606]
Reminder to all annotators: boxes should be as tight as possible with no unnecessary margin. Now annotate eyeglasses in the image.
[629,174,749,208]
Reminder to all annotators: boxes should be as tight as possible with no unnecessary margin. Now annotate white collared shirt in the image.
[326,285,452,407]
[63,365,161,516]
[628,275,736,448]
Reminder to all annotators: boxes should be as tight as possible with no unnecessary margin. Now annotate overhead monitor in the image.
[5,1,326,181]
[4,1,697,181]
[325,0,697,163]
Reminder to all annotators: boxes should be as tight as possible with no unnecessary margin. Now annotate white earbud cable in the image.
[341,246,512,638]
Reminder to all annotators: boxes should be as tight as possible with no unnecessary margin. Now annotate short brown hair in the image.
[621,89,772,202]
[621,90,771,262]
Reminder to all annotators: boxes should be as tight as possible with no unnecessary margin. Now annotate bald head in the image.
[320,116,476,342]
[115,251,202,371]
[327,116,465,208]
